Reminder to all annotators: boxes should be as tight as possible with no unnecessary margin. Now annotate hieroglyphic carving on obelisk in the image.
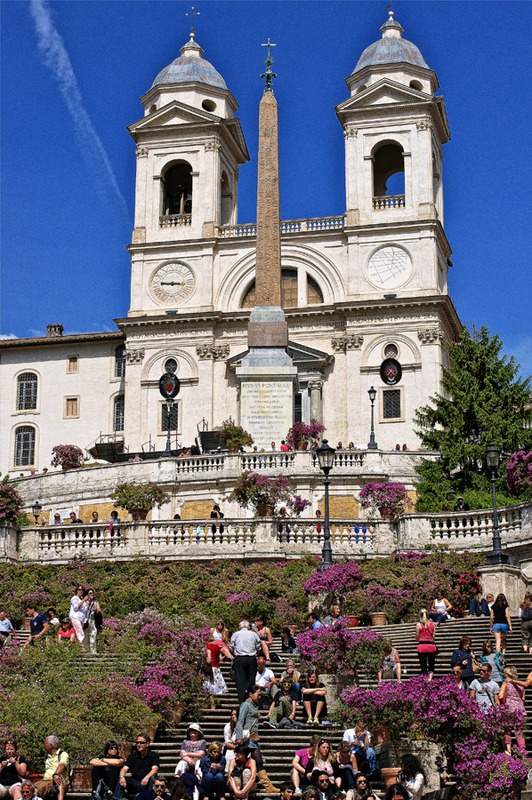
[255,90,281,307]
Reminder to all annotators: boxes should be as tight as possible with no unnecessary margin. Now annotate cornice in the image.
[0,331,123,350]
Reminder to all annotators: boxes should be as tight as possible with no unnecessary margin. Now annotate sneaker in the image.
[312,717,320,725]
[306,718,313,725]
[264,721,277,728]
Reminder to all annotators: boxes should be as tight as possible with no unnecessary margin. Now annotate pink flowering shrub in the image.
[226,591,252,605]
[51,443,84,469]
[287,494,312,515]
[359,482,413,518]
[296,620,384,678]
[304,561,363,595]
[505,450,532,499]
[0,477,22,526]
[338,675,531,797]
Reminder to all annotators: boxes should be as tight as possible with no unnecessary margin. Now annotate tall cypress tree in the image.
[414,326,532,511]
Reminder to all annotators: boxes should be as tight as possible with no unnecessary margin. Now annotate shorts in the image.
[492,623,509,633]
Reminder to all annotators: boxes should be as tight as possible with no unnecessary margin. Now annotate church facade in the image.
[0,12,461,476]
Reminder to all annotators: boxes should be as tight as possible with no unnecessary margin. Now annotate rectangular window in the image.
[383,389,401,419]
[161,403,178,432]
[113,395,125,432]
[294,394,302,424]
[15,426,35,466]
[16,373,38,410]
[67,356,79,374]
[65,397,79,418]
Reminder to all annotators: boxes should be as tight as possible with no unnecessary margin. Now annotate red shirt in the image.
[207,641,224,668]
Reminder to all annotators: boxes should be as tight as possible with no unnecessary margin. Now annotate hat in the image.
[187,723,204,736]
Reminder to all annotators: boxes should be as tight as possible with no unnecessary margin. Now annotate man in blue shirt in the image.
[0,610,14,648]
[306,613,323,630]
[24,605,49,647]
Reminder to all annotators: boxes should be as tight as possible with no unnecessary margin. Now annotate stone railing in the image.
[2,502,531,564]
[219,215,345,239]
[372,195,406,210]
[397,503,530,553]
[3,517,392,564]
[159,213,192,228]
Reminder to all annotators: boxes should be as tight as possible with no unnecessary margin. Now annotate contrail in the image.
[29,0,130,219]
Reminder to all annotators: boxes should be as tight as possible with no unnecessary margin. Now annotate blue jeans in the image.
[200,772,226,799]
[469,599,489,616]
[353,745,378,774]
[112,776,154,799]
[428,612,448,623]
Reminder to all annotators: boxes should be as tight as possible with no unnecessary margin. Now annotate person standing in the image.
[0,611,14,649]
[416,609,437,681]
[229,621,261,704]
[499,667,526,752]
[469,663,500,710]
[23,606,49,648]
[69,585,89,645]
[490,593,512,655]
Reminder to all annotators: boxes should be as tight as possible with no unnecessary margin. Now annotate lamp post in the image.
[367,386,378,450]
[164,400,174,457]
[316,439,336,569]
[485,444,509,565]
[31,500,42,524]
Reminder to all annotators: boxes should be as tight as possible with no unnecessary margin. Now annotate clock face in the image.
[149,262,195,304]
[367,246,412,289]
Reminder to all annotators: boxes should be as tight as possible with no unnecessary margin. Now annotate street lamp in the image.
[367,386,378,450]
[164,400,174,457]
[485,444,509,565]
[316,439,336,569]
[31,500,42,524]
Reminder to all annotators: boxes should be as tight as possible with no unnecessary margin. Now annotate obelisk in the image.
[236,41,297,449]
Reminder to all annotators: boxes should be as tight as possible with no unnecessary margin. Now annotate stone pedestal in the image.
[237,307,297,450]
[478,563,527,611]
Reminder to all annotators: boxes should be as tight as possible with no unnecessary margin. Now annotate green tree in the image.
[414,326,532,511]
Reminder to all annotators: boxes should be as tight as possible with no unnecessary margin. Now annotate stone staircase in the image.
[9,617,532,799]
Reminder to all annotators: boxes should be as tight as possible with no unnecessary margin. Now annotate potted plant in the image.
[215,418,254,452]
[51,444,84,471]
[286,419,325,450]
[359,482,413,520]
[230,472,292,516]
[111,481,168,521]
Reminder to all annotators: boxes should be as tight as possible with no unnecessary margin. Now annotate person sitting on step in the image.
[174,725,206,780]
[291,734,321,795]
[135,776,171,800]
[198,743,226,800]
[89,740,124,800]
[266,677,297,727]
[301,668,327,725]
[227,746,256,800]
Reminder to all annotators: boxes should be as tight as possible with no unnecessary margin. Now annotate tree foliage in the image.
[414,326,532,511]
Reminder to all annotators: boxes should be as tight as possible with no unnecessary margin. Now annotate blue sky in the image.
[1,0,531,378]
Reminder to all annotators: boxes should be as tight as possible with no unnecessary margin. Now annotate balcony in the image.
[159,213,192,228]
[219,215,345,239]
[372,195,405,210]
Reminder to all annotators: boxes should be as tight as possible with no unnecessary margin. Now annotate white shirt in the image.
[69,594,87,623]
[255,667,275,687]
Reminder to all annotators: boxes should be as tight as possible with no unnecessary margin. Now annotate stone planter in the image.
[70,766,92,790]
[321,672,352,713]
[381,767,402,788]
[370,612,388,626]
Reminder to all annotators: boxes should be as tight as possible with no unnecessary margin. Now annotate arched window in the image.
[113,395,125,432]
[241,269,324,309]
[162,162,193,218]
[372,143,405,208]
[115,346,126,378]
[220,171,233,227]
[16,372,38,411]
[14,425,36,466]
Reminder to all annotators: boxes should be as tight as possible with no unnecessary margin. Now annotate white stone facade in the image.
[0,14,461,476]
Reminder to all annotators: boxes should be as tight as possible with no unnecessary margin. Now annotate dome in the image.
[353,11,429,74]
[151,35,227,91]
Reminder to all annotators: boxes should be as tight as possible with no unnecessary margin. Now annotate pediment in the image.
[227,340,332,369]
[129,101,218,133]
[337,78,430,113]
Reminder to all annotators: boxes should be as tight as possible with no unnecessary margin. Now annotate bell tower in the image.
[127,30,249,316]
[336,10,451,298]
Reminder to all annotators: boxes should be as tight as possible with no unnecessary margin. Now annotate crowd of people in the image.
[1,586,530,800]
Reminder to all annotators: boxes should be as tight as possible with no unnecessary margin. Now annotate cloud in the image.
[0,333,19,340]
[29,0,129,219]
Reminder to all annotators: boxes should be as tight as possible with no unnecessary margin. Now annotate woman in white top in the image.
[397,754,425,800]
[222,709,238,771]
[69,584,89,644]
[428,591,452,624]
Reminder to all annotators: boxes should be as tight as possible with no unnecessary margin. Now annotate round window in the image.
[165,358,178,374]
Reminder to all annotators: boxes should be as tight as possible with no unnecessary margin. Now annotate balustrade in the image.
[372,195,406,210]
[220,215,344,239]
[37,524,127,554]
[429,506,523,541]
[175,455,226,474]
[159,214,192,228]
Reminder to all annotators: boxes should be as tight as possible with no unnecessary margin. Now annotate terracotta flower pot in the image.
[381,767,402,788]
[296,441,308,451]
[70,766,92,790]
[369,612,387,626]
[379,507,394,519]
[131,508,148,521]
[256,504,274,517]
[347,615,359,628]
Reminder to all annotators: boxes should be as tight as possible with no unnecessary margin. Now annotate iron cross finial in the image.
[260,38,277,92]
[186,6,200,38]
